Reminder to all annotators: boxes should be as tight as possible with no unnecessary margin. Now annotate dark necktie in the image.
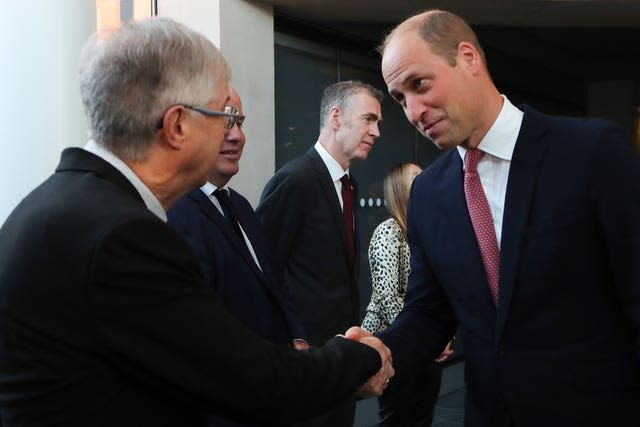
[340,174,355,269]
[464,149,500,305]
[213,189,244,237]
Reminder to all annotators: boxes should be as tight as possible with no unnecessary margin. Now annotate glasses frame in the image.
[156,104,239,130]
[183,104,239,129]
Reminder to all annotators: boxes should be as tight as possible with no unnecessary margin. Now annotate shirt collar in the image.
[83,140,167,222]
[200,182,228,198]
[314,141,349,182]
[457,95,524,164]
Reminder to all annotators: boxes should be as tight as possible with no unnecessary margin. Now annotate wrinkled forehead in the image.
[381,31,421,83]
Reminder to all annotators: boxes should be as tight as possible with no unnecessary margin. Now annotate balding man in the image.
[351,9,640,427]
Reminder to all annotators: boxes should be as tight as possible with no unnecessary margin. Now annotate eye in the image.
[413,78,426,90]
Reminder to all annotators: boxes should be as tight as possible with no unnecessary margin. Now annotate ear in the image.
[457,41,482,75]
[329,106,342,130]
[159,105,188,150]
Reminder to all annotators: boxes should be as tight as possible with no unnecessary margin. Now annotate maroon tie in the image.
[340,174,355,269]
[464,149,500,305]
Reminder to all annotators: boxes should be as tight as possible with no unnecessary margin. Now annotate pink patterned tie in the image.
[464,149,500,305]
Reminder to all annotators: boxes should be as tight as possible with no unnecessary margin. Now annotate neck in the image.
[318,132,349,170]
[126,159,185,211]
[465,88,504,149]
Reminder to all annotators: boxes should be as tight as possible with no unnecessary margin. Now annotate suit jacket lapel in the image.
[495,106,549,343]
[189,189,263,278]
[307,149,352,267]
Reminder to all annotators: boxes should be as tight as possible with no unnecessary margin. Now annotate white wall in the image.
[0,1,96,225]
[220,0,275,207]
[158,0,276,207]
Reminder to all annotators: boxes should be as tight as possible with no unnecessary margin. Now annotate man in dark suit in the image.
[349,9,640,427]
[169,88,308,357]
[257,80,384,427]
[168,88,311,425]
[0,18,394,427]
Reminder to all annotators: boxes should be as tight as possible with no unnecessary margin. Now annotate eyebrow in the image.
[362,112,381,122]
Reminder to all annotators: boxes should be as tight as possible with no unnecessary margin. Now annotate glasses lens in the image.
[224,105,238,129]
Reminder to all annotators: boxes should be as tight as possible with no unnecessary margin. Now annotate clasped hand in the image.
[343,326,394,398]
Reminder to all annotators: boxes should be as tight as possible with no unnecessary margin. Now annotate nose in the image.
[405,95,426,126]
[370,122,381,138]
[225,123,244,143]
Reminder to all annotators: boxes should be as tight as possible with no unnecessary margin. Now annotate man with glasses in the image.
[168,88,310,425]
[0,18,393,426]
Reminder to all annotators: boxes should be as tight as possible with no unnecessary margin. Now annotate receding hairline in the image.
[379,10,439,55]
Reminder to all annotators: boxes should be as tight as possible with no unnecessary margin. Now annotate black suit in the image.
[257,147,360,427]
[168,188,306,348]
[168,188,309,427]
[257,148,359,346]
[0,148,380,427]
[381,107,640,426]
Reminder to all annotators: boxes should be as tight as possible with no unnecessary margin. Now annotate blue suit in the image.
[168,188,306,346]
[381,106,640,426]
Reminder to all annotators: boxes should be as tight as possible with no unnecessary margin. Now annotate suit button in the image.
[497,346,505,357]
[497,401,506,410]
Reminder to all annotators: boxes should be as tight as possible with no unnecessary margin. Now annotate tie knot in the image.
[340,174,351,189]
[213,188,229,203]
[464,148,484,173]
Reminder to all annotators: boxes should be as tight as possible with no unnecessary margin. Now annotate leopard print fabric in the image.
[362,218,410,334]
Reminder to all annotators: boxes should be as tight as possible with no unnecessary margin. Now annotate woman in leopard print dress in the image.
[362,162,447,427]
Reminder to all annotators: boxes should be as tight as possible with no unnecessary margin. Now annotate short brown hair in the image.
[380,9,486,67]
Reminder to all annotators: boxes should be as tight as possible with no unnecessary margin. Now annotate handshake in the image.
[343,326,394,398]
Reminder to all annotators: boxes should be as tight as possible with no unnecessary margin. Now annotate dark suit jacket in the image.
[381,106,640,427]
[257,147,359,346]
[0,148,380,427]
[168,188,306,346]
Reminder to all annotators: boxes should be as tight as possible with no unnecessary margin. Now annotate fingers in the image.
[292,339,310,351]
[435,340,455,363]
[354,335,394,398]
[356,363,394,398]
[344,326,372,341]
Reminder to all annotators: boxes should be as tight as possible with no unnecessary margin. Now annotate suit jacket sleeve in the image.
[89,216,380,424]
[590,124,640,359]
[379,185,458,371]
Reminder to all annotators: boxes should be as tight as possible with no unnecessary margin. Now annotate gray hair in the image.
[319,80,384,130]
[79,17,230,161]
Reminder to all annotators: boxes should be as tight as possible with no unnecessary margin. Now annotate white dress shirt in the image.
[314,141,350,210]
[457,95,524,248]
[84,140,167,222]
[200,182,262,270]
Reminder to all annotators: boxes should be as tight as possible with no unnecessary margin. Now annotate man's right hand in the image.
[343,326,394,397]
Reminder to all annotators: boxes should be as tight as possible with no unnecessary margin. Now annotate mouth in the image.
[361,141,374,150]
[219,149,241,160]
[423,117,443,132]
[421,117,445,139]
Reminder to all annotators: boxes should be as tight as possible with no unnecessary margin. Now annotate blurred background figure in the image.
[363,162,421,333]
[363,162,452,427]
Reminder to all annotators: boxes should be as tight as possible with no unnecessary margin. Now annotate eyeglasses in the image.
[156,104,239,129]
[184,104,239,129]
